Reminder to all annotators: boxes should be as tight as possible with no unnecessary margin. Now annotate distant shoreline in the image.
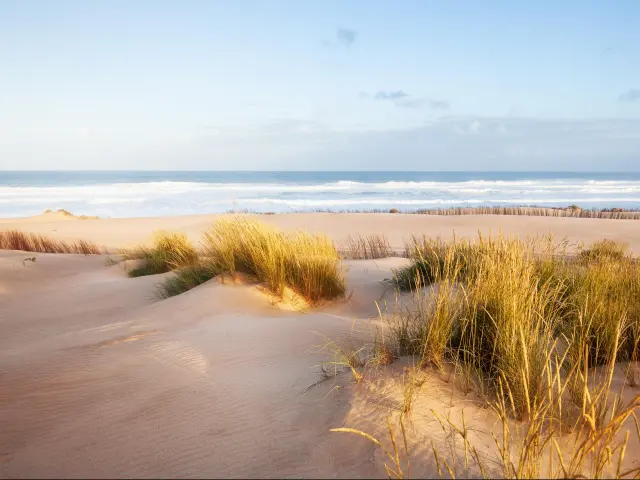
[3,205,640,221]
[4,171,640,218]
[308,205,640,219]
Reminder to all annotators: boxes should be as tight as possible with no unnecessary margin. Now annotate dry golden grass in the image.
[202,217,345,303]
[578,238,631,262]
[393,235,640,413]
[333,235,640,478]
[118,231,198,277]
[0,230,101,254]
[342,234,395,259]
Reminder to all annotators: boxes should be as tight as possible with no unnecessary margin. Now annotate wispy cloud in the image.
[619,89,640,103]
[337,28,357,47]
[322,27,357,48]
[374,90,409,100]
[366,90,450,110]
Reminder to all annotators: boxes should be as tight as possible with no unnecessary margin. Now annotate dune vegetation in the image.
[118,231,199,277]
[0,229,101,254]
[393,235,640,371]
[201,217,346,303]
[332,235,640,478]
[342,233,395,259]
[118,219,346,304]
[157,261,221,298]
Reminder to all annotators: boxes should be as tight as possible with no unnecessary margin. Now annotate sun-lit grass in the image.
[201,217,346,303]
[578,238,631,262]
[333,237,640,478]
[342,234,395,259]
[390,235,640,417]
[0,229,101,254]
[119,231,198,277]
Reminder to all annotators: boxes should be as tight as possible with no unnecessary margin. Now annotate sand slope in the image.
[1,252,412,478]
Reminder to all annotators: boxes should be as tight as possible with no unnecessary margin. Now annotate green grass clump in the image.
[396,235,481,290]
[158,261,221,298]
[120,231,198,277]
[202,217,346,304]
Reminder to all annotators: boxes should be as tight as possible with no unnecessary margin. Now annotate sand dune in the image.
[2,214,639,478]
[0,250,410,478]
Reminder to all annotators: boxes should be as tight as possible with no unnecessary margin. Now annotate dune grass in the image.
[0,229,101,254]
[158,261,221,298]
[118,231,199,277]
[578,238,631,262]
[390,235,640,415]
[334,234,640,478]
[201,217,346,303]
[342,234,395,259]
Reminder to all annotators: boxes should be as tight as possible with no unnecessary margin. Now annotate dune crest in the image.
[38,208,100,221]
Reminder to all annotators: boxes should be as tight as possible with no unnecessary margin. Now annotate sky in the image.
[1,0,639,171]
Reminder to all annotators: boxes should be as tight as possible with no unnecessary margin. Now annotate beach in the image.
[2,210,640,253]
[4,0,640,475]
[1,211,639,478]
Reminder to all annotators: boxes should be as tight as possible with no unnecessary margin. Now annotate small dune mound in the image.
[213,271,311,311]
[202,217,346,304]
[39,209,99,220]
[146,218,346,305]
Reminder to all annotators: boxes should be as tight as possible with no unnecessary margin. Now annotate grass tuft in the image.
[201,217,346,304]
[158,261,221,298]
[119,231,198,277]
[578,238,630,262]
[342,234,395,259]
[0,230,101,254]
[389,235,640,418]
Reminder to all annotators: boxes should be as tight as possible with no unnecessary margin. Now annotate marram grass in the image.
[342,233,395,259]
[119,231,199,277]
[391,234,640,417]
[334,234,640,479]
[158,261,221,298]
[201,217,346,304]
[0,229,101,254]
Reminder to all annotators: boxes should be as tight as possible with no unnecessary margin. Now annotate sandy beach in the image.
[4,0,640,475]
[1,212,639,478]
[2,210,640,253]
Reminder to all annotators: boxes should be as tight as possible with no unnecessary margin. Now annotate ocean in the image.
[1,171,640,218]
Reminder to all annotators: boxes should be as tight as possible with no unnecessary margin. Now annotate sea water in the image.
[1,171,640,218]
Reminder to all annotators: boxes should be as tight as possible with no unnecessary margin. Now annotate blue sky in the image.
[1,0,639,170]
